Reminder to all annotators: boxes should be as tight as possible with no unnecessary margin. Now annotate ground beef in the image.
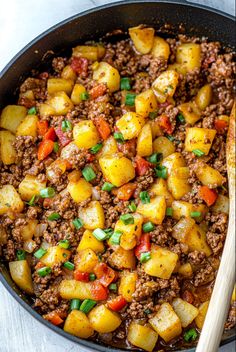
[52,57,66,73]
[206,212,228,255]
[225,302,236,330]
[193,264,215,287]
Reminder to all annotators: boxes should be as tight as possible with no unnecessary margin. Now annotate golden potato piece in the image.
[79,201,105,230]
[151,36,170,60]
[47,78,74,95]
[73,120,99,149]
[67,178,92,203]
[128,322,158,352]
[9,260,33,294]
[135,89,158,118]
[0,130,16,165]
[64,310,94,338]
[153,136,175,159]
[93,62,120,92]
[88,304,121,333]
[116,112,145,140]
[48,91,74,115]
[172,298,199,328]
[0,185,24,215]
[0,105,27,133]
[77,229,105,253]
[195,84,212,110]
[16,114,39,137]
[136,123,153,157]
[137,196,166,225]
[40,246,71,267]
[152,70,179,103]
[176,43,201,72]
[18,174,46,201]
[129,26,155,54]
[185,127,216,155]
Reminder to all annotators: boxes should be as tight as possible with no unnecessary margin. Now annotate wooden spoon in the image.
[196,103,235,352]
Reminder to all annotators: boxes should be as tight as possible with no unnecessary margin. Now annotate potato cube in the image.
[47,78,74,95]
[97,136,118,159]
[48,91,74,115]
[18,174,47,201]
[178,101,202,125]
[64,310,94,338]
[93,62,120,92]
[118,271,137,302]
[129,26,154,54]
[195,301,209,329]
[0,105,27,133]
[39,103,56,117]
[150,120,163,138]
[137,123,153,157]
[195,161,224,188]
[19,89,35,101]
[23,239,37,253]
[172,217,195,243]
[178,263,193,278]
[211,194,229,214]
[78,229,104,253]
[149,303,182,342]
[135,89,158,118]
[162,152,186,175]
[108,247,136,270]
[16,114,39,137]
[151,36,170,60]
[73,120,99,149]
[59,280,98,300]
[185,127,216,155]
[0,130,16,165]
[143,245,178,279]
[116,112,145,140]
[9,260,33,294]
[21,220,38,241]
[61,65,77,81]
[79,201,105,230]
[88,304,121,333]
[99,153,135,187]
[195,84,212,110]
[72,45,105,61]
[75,248,98,273]
[115,213,143,250]
[70,83,86,105]
[152,70,179,103]
[150,178,174,206]
[127,322,158,352]
[172,298,199,328]
[167,167,191,199]
[67,178,92,203]
[172,200,208,222]
[0,185,24,215]
[176,43,201,72]
[40,246,71,267]
[137,196,166,225]
[153,136,175,158]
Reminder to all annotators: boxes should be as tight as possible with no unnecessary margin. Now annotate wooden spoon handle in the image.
[196,103,236,352]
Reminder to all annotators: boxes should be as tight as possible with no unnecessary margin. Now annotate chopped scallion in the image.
[63,261,75,271]
[120,214,134,225]
[26,195,38,206]
[177,113,185,124]
[90,143,103,154]
[140,252,151,263]
[114,132,124,143]
[34,248,47,259]
[166,207,173,216]
[16,249,26,261]
[80,299,96,314]
[166,135,175,142]
[139,191,150,204]
[120,77,131,91]
[73,218,83,230]
[82,165,96,182]
[93,228,108,241]
[109,283,117,292]
[128,201,137,212]
[103,228,114,238]
[102,182,115,192]
[47,212,61,221]
[125,92,137,106]
[149,111,158,119]
[80,92,89,100]
[61,119,72,132]
[70,299,81,310]
[147,153,163,164]
[110,230,123,245]
[53,142,59,153]
[89,273,96,281]
[37,266,52,277]
[190,211,202,218]
[58,240,70,249]
[183,328,198,342]
[192,149,205,157]
[155,165,168,179]
[40,187,56,198]
[142,222,155,233]
[28,107,37,115]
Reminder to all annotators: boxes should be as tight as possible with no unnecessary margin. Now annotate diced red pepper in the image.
[91,281,108,300]
[198,186,218,206]
[107,295,127,311]
[214,119,228,134]
[71,57,88,76]
[158,115,174,134]
[74,270,90,282]
[37,140,54,160]
[43,197,55,208]
[134,234,151,259]
[43,127,56,141]
[37,120,49,136]
[94,263,116,287]
[115,183,136,201]
[182,290,194,304]
[44,311,63,326]
[89,83,107,100]
[55,127,71,147]
[135,156,151,176]
[94,116,111,140]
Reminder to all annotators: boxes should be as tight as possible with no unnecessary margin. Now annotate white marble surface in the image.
[0,0,235,351]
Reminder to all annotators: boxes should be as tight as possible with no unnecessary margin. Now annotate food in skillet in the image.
[0,25,235,351]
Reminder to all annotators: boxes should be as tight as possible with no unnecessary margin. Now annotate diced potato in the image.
[40,246,71,267]
[67,178,92,203]
[72,45,105,61]
[129,26,155,54]
[0,130,16,165]
[116,112,145,140]
[108,247,136,270]
[9,260,33,294]
[0,185,24,215]
[195,84,212,110]
[70,84,86,105]
[185,127,216,155]
[172,298,199,328]
[59,279,101,300]
[194,162,224,188]
[137,196,166,225]
[118,271,137,302]
[114,213,143,250]
[172,200,208,222]
[150,178,174,206]
[48,91,74,115]
[61,65,77,81]
[149,303,182,342]
[73,120,99,149]
[39,103,56,117]
[99,153,135,187]
[172,217,195,242]
[137,123,153,157]
[60,142,79,160]
[195,301,209,329]
[79,201,105,230]
[167,167,191,200]
[151,36,170,60]
[153,136,175,158]
[19,89,35,101]
[77,229,105,253]
[16,114,38,137]
[150,120,163,138]
[178,263,193,277]
[178,101,202,125]
[168,63,188,75]
[135,89,158,118]
[23,239,37,253]
[97,136,118,159]
[211,194,229,214]
[152,70,179,103]
[143,245,178,279]
[18,174,46,201]
[176,43,201,72]
[21,220,38,241]
[128,322,158,352]
[75,248,98,273]
[47,78,74,95]
[0,105,27,133]
[162,152,186,175]
[64,310,94,338]
[88,304,121,333]
[93,62,120,92]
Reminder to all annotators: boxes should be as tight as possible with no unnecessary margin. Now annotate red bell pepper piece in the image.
[37,120,49,136]
[44,311,63,326]
[74,270,90,282]
[94,263,116,287]
[90,281,108,300]
[71,57,88,76]
[43,127,56,141]
[159,115,174,134]
[107,296,127,312]
[135,156,151,176]
[134,234,151,259]
[214,119,228,134]
[55,127,71,147]
[198,186,218,206]
[89,83,107,100]
[37,140,54,160]
[94,116,111,140]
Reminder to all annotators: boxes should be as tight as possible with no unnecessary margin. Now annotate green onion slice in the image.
[142,222,155,233]
[192,149,205,157]
[93,228,109,241]
[147,153,163,164]
[47,213,61,221]
[28,107,37,115]
[90,143,103,154]
[125,92,136,106]
[37,267,52,277]
[166,207,173,216]
[190,211,202,218]
[148,111,158,119]
[61,119,72,132]
[80,92,89,100]
[110,230,123,245]
[140,252,151,263]
[82,166,96,182]
[120,77,131,91]
[89,273,96,281]
[34,248,47,259]
[183,328,198,342]
[102,182,115,192]
[16,249,26,261]
[155,165,168,179]
[40,187,56,198]
[120,214,134,225]
[139,191,150,204]
[177,113,185,124]
[128,201,137,212]
[53,142,59,153]
[58,240,70,249]
[113,132,124,143]
[80,299,96,314]
[63,261,75,270]
[73,218,83,230]
[70,299,81,310]
[109,283,117,292]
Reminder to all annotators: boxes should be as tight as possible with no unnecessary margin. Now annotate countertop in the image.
[0,0,235,351]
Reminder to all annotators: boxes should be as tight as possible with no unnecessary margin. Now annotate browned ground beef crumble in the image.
[0,28,235,351]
